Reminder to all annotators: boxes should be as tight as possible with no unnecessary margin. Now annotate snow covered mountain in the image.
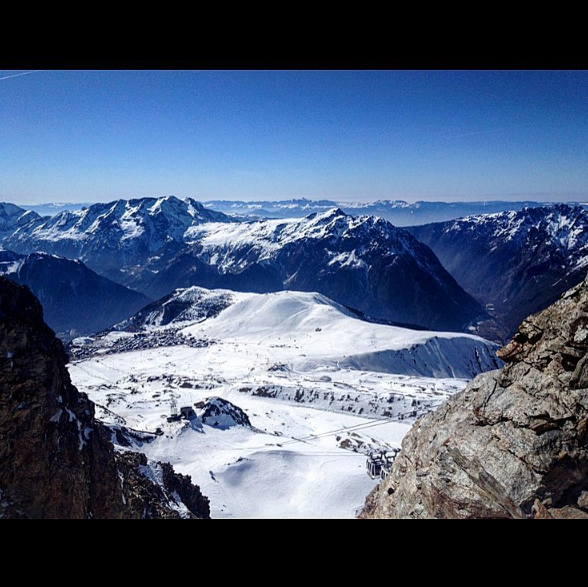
[135,208,486,332]
[0,203,41,241]
[3,198,486,333]
[5,196,234,282]
[94,286,500,379]
[0,251,150,339]
[16,199,554,227]
[203,198,553,226]
[113,287,235,331]
[409,204,588,338]
[68,287,501,518]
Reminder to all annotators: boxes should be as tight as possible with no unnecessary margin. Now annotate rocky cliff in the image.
[362,275,588,519]
[0,276,210,519]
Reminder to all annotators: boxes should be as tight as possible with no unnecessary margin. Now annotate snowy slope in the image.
[179,290,499,379]
[68,288,501,518]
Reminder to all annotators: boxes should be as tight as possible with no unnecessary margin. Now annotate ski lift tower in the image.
[170,397,178,417]
[167,396,181,423]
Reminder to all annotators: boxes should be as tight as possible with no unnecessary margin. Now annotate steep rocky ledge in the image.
[362,275,588,519]
[0,276,210,519]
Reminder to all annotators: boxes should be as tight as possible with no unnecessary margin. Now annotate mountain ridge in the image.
[140,208,488,332]
[409,204,588,338]
[5,196,235,280]
[2,198,488,334]
[18,198,562,227]
[0,251,150,339]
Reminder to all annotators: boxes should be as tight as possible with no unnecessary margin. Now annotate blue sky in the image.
[1,70,587,204]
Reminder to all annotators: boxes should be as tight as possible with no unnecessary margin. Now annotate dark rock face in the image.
[0,251,150,339]
[362,277,588,519]
[194,398,252,430]
[0,276,210,519]
[409,205,588,340]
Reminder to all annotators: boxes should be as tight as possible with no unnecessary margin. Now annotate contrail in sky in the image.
[0,70,41,82]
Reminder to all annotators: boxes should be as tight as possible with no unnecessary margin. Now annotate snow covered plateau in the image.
[68,287,501,519]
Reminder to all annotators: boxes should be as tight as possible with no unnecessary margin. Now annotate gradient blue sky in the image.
[1,70,587,204]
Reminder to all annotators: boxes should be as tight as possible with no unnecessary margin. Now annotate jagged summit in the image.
[5,196,235,277]
[362,274,588,519]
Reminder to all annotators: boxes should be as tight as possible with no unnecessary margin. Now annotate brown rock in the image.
[362,275,588,520]
[578,491,588,511]
[0,277,210,519]
[497,341,523,363]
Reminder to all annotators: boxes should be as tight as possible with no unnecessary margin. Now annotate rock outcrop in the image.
[0,276,210,519]
[195,397,252,430]
[362,275,588,519]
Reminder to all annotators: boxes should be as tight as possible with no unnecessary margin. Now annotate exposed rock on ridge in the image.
[362,274,588,519]
[0,276,210,519]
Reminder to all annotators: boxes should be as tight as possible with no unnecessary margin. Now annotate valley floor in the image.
[68,290,498,518]
[69,345,468,519]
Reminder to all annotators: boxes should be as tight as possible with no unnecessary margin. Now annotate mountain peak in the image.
[4,197,237,280]
[409,203,588,340]
[307,207,348,222]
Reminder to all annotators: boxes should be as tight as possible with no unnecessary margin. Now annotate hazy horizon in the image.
[8,194,588,209]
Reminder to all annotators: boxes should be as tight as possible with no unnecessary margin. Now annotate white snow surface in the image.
[185,209,403,272]
[69,288,500,519]
[9,196,233,249]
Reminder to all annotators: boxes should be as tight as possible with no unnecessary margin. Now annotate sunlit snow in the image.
[69,288,500,518]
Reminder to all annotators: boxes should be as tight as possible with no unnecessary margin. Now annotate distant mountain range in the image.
[1,198,486,334]
[21,198,572,227]
[409,204,588,338]
[201,199,564,226]
[0,251,149,339]
[7,197,588,341]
